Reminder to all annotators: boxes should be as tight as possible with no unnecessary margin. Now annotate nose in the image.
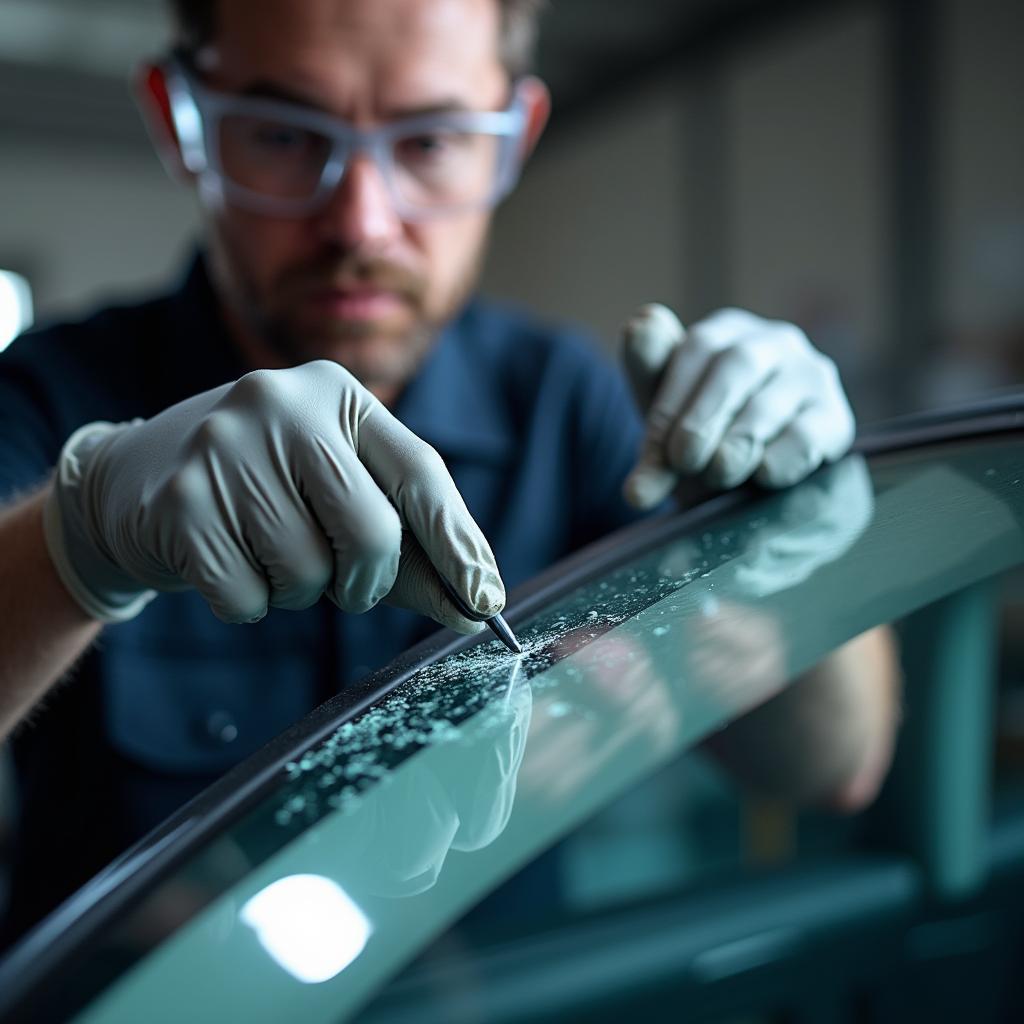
[314,152,404,248]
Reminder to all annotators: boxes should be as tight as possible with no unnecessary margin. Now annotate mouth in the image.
[304,286,410,321]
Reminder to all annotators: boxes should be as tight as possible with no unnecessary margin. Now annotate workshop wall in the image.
[483,0,1024,420]
[931,0,1024,408]
[0,140,198,325]
[482,68,687,352]
[483,4,886,413]
[726,6,885,418]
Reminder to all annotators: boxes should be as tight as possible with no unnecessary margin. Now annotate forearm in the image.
[705,626,902,811]
[0,487,101,740]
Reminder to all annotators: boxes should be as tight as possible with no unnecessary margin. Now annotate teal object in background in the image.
[885,581,999,900]
[0,430,1020,1022]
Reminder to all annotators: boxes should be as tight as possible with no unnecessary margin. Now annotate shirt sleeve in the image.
[0,336,64,505]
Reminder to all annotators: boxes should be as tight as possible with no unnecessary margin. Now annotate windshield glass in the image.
[4,436,1022,1024]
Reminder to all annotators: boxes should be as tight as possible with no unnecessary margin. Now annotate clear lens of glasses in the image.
[218,113,332,201]
[215,112,508,214]
[389,129,505,211]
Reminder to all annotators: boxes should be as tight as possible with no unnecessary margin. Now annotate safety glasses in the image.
[160,54,531,220]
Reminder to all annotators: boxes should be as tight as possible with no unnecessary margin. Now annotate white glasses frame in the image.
[160,54,532,220]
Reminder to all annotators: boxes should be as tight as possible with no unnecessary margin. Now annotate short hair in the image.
[167,0,545,79]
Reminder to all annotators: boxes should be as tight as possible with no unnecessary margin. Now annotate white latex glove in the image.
[43,360,504,631]
[622,305,856,508]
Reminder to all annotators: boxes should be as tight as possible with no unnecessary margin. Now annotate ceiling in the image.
[0,0,792,148]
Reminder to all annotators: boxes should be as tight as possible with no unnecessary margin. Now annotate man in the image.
[0,0,894,948]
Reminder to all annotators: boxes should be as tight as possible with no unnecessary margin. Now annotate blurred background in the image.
[1,0,1022,423]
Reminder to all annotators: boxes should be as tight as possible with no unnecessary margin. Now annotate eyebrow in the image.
[240,80,475,120]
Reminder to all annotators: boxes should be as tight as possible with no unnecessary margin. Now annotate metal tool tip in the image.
[489,613,523,655]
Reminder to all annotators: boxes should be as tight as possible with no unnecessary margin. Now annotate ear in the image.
[515,75,551,163]
[133,61,194,183]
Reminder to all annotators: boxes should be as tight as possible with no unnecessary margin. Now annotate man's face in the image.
[192,0,513,396]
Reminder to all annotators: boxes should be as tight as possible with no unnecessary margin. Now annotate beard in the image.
[261,250,433,391]
[212,232,488,397]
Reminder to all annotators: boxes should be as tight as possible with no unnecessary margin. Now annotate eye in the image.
[251,123,309,151]
[396,133,462,162]
[393,132,483,177]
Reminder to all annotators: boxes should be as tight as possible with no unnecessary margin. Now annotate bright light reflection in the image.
[0,270,33,353]
[240,874,372,984]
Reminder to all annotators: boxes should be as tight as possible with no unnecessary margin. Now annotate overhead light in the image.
[0,271,33,354]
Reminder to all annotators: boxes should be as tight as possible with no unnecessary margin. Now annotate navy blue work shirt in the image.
[0,256,650,944]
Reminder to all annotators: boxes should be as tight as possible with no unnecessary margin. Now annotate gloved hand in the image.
[621,304,856,508]
[43,360,504,630]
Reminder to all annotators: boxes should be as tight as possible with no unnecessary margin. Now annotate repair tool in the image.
[440,576,522,655]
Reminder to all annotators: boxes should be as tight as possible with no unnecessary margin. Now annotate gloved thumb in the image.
[622,303,687,509]
[621,303,686,414]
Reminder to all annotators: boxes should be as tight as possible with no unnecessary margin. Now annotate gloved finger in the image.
[233,462,335,612]
[385,534,487,635]
[705,372,813,489]
[688,307,767,347]
[298,432,404,614]
[665,328,798,476]
[624,339,714,509]
[623,311,769,509]
[623,459,678,511]
[157,463,273,623]
[756,398,854,488]
[621,303,686,413]
[358,404,505,619]
[183,539,271,623]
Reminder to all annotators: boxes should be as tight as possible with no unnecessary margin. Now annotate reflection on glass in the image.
[240,874,370,984]
[275,457,873,828]
[318,667,532,899]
